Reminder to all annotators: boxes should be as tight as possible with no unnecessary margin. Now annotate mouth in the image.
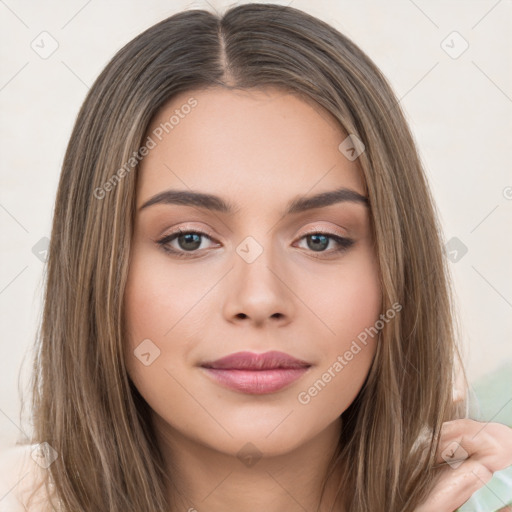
[199,350,312,394]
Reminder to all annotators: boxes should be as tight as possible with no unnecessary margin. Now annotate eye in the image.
[156,229,354,259]
[156,229,219,258]
[294,231,354,257]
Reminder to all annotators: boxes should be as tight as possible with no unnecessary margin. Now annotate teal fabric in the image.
[455,362,512,511]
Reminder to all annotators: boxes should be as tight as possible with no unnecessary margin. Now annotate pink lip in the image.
[201,350,311,370]
[200,351,311,394]
[202,368,310,394]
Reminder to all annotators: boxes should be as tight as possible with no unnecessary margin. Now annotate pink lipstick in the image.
[199,350,311,394]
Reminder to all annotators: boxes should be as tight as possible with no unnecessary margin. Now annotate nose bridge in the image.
[234,233,282,292]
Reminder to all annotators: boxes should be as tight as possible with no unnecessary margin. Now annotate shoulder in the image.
[0,443,55,512]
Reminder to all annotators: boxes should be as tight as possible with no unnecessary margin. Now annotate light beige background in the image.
[1,0,511,451]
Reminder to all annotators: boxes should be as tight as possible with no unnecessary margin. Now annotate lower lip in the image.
[201,367,310,394]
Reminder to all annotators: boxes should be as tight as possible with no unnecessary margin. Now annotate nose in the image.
[221,242,294,327]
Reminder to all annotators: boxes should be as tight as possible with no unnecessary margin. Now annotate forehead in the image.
[136,87,366,210]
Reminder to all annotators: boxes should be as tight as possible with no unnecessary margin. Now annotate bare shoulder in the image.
[0,443,56,512]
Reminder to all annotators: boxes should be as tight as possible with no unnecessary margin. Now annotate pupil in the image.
[179,233,201,251]
[308,234,328,251]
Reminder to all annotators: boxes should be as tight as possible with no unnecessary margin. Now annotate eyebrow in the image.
[139,187,369,215]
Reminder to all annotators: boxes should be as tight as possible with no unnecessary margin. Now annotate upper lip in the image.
[200,350,311,370]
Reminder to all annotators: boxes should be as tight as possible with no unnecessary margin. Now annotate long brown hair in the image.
[24,3,466,511]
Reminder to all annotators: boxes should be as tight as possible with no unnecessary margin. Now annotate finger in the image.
[416,459,494,512]
[434,419,512,470]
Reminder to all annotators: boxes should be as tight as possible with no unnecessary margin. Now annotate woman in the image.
[1,3,511,511]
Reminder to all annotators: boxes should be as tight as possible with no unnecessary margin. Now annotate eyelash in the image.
[156,228,354,259]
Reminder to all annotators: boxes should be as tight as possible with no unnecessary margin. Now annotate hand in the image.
[415,418,512,512]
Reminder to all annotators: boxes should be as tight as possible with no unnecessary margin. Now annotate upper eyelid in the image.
[164,227,218,243]
[161,226,348,241]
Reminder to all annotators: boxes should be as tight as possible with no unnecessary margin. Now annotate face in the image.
[123,86,382,460]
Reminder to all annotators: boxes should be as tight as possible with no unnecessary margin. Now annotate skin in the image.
[417,419,512,511]
[122,87,512,511]
[123,86,381,512]
[1,86,511,512]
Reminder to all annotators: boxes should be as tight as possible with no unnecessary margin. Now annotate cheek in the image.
[295,251,381,408]
[123,246,211,346]
[333,252,382,369]
[122,248,183,384]
[300,248,382,349]
[337,263,382,341]
[122,245,226,405]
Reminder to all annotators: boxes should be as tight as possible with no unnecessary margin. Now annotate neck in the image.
[152,413,347,512]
